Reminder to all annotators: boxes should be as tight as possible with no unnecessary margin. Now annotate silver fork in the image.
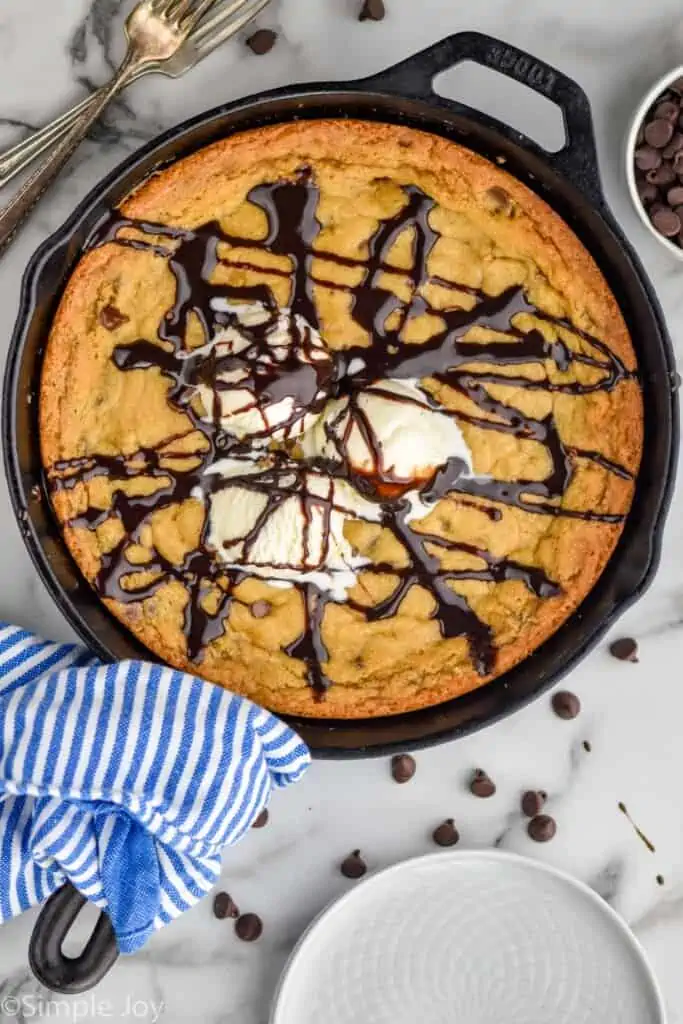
[0,0,270,191]
[0,0,269,253]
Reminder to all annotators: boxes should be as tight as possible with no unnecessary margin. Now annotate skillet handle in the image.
[360,31,603,207]
[28,882,119,994]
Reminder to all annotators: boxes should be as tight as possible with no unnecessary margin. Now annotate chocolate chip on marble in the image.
[235,912,263,941]
[391,753,417,784]
[213,891,239,920]
[521,790,546,818]
[99,304,129,330]
[432,818,460,847]
[251,600,272,619]
[359,0,386,20]
[246,28,277,55]
[609,637,639,662]
[528,814,557,843]
[551,690,581,720]
[583,740,592,753]
[645,118,675,148]
[635,146,662,171]
[657,874,665,886]
[341,850,367,879]
[470,769,496,798]
[252,808,269,829]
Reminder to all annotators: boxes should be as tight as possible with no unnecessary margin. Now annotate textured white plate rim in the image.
[269,849,667,1024]
[625,63,683,260]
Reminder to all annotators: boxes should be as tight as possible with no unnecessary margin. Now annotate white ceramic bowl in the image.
[271,850,667,1024]
[627,65,683,259]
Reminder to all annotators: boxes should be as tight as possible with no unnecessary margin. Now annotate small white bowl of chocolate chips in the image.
[628,68,683,257]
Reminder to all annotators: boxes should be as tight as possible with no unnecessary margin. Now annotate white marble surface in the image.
[0,0,682,1021]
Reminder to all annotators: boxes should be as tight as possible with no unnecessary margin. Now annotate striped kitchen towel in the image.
[0,622,310,954]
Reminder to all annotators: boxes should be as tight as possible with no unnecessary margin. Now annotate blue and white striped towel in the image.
[0,622,310,954]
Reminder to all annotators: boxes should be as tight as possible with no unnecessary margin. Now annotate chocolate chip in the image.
[470,769,496,798]
[653,205,682,235]
[609,637,639,662]
[341,849,367,879]
[486,186,513,215]
[235,912,263,941]
[663,133,683,158]
[645,119,675,148]
[551,690,581,720]
[432,818,460,847]
[359,0,386,20]
[521,790,546,817]
[251,600,271,619]
[213,891,239,920]
[657,874,665,886]
[668,184,683,206]
[99,304,129,331]
[635,146,662,171]
[252,808,269,829]
[246,29,277,55]
[583,740,592,753]
[391,753,416,783]
[654,100,680,123]
[528,814,557,843]
[637,179,659,204]
[647,162,676,185]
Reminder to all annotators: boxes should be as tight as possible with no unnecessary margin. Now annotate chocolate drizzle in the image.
[47,171,637,694]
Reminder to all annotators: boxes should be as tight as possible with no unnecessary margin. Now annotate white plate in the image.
[271,851,666,1024]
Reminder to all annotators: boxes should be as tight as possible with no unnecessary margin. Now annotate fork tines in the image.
[192,0,272,52]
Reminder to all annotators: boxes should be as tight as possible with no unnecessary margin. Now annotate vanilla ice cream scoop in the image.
[200,456,382,600]
[195,302,334,445]
[302,378,473,492]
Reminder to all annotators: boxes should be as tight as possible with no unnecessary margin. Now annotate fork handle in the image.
[0,63,151,192]
[0,58,138,253]
[0,92,105,190]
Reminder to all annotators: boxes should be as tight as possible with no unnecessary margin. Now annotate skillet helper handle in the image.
[361,31,603,207]
[29,882,119,994]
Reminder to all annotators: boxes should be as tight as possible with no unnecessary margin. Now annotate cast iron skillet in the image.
[3,33,677,991]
